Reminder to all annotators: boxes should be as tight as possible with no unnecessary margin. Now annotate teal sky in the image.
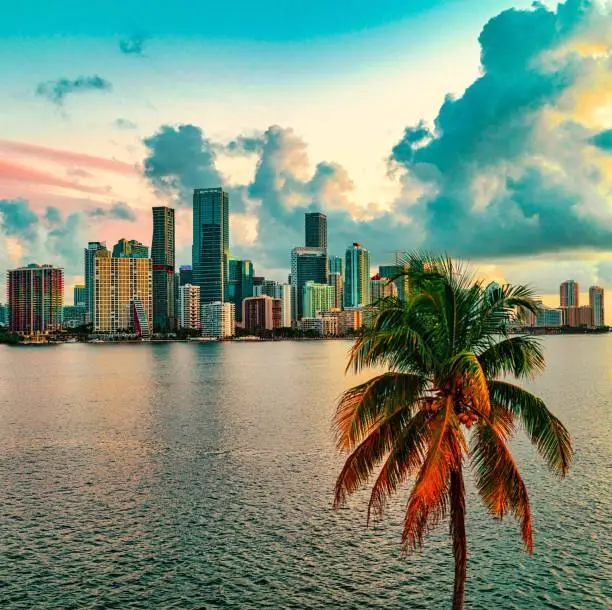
[2,0,612,316]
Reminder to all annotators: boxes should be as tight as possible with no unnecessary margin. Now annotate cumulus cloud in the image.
[590,129,612,151]
[142,123,412,271]
[139,0,612,276]
[36,75,112,105]
[0,199,40,241]
[119,35,146,56]
[88,201,138,221]
[389,0,612,257]
[0,199,85,275]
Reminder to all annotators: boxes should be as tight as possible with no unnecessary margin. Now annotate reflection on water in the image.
[0,338,609,608]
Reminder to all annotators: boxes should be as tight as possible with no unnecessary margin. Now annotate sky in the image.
[1,0,612,317]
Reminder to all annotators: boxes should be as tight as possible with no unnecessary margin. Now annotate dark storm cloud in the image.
[36,75,113,105]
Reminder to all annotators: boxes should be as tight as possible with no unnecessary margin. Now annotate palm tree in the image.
[333,253,573,610]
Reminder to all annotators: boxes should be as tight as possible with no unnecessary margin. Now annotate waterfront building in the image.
[73,284,86,307]
[328,272,344,310]
[305,212,327,249]
[299,312,339,336]
[338,308,363,334]
[62,305,86,328]
[589,286,605,327]
[0,303,7,327]
[228,258,254,323]
[193,187,229,303]
[112,239,149,258]
[344,243,371,308]
[178,284,201,330]
[242,295,281,332]
[201,301,234,338]
[370,273,398,304]
[253,280,292,327]
[560,280,579,307]
[152,206,176,332]
[302,281,334,318]
[84,241,107,324]
[7,264,64,333]
[93,251,152,338]
[290,247,328,319]
[536,307,563,327]
[562,305,593,327]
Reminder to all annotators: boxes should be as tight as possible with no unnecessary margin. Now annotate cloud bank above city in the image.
[1,0,612,300]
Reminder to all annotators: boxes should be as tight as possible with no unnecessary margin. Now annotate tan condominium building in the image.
[93,250,152,337]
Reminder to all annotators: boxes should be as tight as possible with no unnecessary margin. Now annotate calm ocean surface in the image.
[0,338,610,609]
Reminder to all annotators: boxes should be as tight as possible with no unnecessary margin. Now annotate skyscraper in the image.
[560,280,579,307]
[84,241,107,324]
[328,272,344,309]
[305,212,327,249]
[152,206,176,332]
[73,284,86,307]
[112,239,149,258]
[93,250,152,337]
[192,188,229,304]
[328,255,344,275]
[8,264,64,333]
[228,258,254,323]
[589,286,605,327]
[290,247,328,319]
[344,243,371,308]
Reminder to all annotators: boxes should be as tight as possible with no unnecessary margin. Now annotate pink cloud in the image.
[0,140,137,175]
[0,159,110,195]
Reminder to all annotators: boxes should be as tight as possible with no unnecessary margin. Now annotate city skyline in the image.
[2,1,612,319]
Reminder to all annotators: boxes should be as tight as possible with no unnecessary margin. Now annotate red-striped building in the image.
[8,264,64,333]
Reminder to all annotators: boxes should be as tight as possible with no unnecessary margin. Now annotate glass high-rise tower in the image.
[290,247,328,319]
[152,206,176,332]
[192,188,229,304]
[228,258,254,323]
[344,242,371,308]
[305,212,327,249]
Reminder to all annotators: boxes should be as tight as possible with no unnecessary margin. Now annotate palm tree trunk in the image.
[450,464,467,610]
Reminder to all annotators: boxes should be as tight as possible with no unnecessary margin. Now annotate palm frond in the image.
[334,372,428,451]
[333,406,415,509]
[478,335,545,379]
[489,380,573,477]
[367,409,433,523]
[402,398,463,551]
[471,419,533,553]
[449,351,491,416]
